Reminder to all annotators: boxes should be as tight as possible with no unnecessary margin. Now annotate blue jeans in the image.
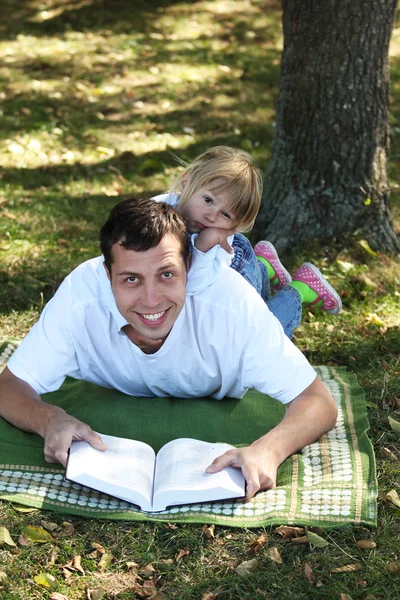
[231,233,302,339]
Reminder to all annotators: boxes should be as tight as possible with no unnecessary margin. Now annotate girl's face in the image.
[179,179,237,234]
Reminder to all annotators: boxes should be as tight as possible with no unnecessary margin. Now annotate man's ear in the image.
[103,261,111,281]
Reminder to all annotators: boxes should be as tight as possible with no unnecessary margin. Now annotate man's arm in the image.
[0,367,106,467]
[206,377,338,499]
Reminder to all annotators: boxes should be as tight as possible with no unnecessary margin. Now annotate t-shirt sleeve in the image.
[186,233,234,295]
[236,293,316,404]
[7,279,83,394]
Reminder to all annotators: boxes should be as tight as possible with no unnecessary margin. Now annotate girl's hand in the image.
[194,227,236,254]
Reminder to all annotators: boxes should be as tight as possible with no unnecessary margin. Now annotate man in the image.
[0,198,337,500]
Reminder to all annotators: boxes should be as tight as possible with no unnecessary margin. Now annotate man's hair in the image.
[100,197,190,273]
[170,146,263,232]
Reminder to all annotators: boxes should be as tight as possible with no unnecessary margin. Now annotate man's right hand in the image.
[194,227,236,254]
[43,406,107,467]
[0,367,107,468]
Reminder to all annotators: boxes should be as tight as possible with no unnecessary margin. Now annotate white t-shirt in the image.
[152,192,233,294]
[8,257,316,403]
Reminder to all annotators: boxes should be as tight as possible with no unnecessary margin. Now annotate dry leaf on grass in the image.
[235,558,258,577]
[274,525,305,538]
[0,526,16,547]
[339,594,353,600]
[331,563,362,574]
[202,524,215,539]
[50,593,70,600]
[248,533,268,554]
[304,562,314,583]
[291,536,310,544]
[386,561,400,573]
[86,587,105,600]
[0,571,8,583]
[201,593,218,600]
[380,447,398,461]
[34,572,58,589]
[176,548,190,561]
[388,416,400,432]
[386,489,400,509]
[356,540,377,550]
[307,532,329,548]
[22,525,54,543]
[40,520,59,533]
[18,533,32,547]
[98,552,113,572]
[141,564,156,578]
[267,547,283,565]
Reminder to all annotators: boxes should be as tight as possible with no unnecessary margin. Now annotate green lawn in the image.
[0,1,399,599]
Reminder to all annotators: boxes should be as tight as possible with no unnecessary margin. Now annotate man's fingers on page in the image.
[205,449,239,473]
[89,432,108,451]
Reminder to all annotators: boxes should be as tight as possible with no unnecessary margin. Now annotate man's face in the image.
[106,234,187,349]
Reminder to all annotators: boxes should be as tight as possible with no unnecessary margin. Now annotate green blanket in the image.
[0,341,377,528]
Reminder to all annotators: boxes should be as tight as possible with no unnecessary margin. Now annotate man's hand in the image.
[206,377,338,501]
[43,406,107,467]
[194,227,236,254]
[206,441,279,500]
[0,367,107,468]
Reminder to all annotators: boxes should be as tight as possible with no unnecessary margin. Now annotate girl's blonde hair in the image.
[170,146,263,232]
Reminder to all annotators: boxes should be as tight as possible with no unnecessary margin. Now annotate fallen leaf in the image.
[86,588,105,600]
[22,525,54,543]
[331,563,362,574]
[141,564,156,578]
[274,525,305,538]
[92,541,106,553]
[41,520,59,533]
[98,552,112,572]
[386,489,400,509]
[0,571,8,583]
[267,546,283,565]
[201,593,217,600]
[336,259,355,273]
[307,531,329,548]
[46,548,59,567]
[248,533,268,554]
[0,526,16,546]
[235,558,258,577]
[50,593,69,600]
[61,522,74,537]
[72,555,85,575]
[356,540,377,550]
[34,572,58,589]
[357,239,377,256]
[126,561,139,570]
[388,416,400,433]
[339,595,353,600]
[176,548,189,562]
[380,447,398,461]
[202,524,215,539]
[365,313,385,327]
[304,562,314,583]
[291,536,310,544]
[386,561,400,573]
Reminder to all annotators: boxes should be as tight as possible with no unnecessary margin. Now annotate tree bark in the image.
[257,0,400,254]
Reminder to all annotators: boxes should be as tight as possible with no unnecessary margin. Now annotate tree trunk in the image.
[257,0,400,254]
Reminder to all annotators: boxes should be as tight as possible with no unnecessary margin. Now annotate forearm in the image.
[0,367,63,439]
[251,377,338,464]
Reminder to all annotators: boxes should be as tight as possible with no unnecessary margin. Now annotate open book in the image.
[66,434,246,512]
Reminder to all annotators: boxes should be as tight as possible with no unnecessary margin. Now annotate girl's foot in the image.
[290,262,342,314]
[254,240,292,291]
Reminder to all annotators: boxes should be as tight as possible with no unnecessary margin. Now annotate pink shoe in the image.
[293,262,342,314]
[254,240,292,291]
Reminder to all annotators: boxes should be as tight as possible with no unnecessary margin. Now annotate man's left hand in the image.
[205,443,279,500]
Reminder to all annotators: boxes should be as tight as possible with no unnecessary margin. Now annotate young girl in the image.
[152,146,341,338]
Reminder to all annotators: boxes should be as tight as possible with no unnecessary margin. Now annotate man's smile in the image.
[137,309,169,325]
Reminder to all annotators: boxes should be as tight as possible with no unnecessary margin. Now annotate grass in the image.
[0,1,399,598]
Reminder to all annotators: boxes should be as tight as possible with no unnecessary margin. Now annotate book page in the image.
[152,438,245,511]
[66,433,156,509]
